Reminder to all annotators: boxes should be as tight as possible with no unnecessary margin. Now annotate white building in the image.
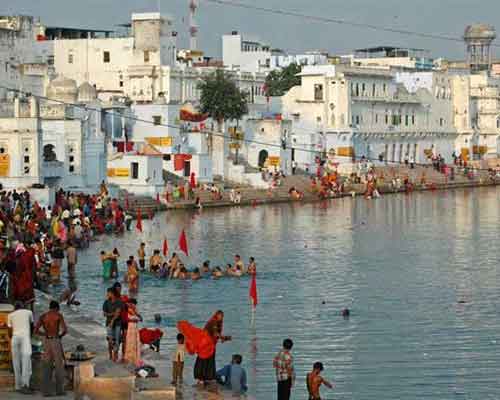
[281,64,458,169]
[0,15,52,100]
[451,73,500,161]
[107,149,164,197]
[0,76,109,191]
[222,31,328,73]
[243,116,292,174]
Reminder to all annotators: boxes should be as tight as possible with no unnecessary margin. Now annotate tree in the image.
[198,69,248,165]
[198,69,248,131]
[265,63,302,97]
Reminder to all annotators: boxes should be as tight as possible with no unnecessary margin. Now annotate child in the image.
[171,333,185,385]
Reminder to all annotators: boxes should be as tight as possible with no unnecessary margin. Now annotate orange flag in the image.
[249,274,258,308]
[163,237,168,256]
[136,208,143,232]
[178,229,189,256]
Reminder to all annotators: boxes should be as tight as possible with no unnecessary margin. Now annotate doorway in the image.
[258,150,268,168]
[184,161,191,177]
[131,162,139,179]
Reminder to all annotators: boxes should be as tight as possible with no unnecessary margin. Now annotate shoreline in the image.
[162,179,500,211]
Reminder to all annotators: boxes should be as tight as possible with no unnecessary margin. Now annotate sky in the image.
[2,0,500,60]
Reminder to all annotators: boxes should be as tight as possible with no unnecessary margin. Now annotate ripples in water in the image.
[52,187,500,399]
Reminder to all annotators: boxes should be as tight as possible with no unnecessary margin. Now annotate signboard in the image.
[472,145,488,155]
[146,137,173,147]
[267,156,280,166]
[107,168,129,177]
[229,127,244,140]
[336,147,354,157]
[229,143,241,150]
[0,155,9,177]
[114,168,130,177]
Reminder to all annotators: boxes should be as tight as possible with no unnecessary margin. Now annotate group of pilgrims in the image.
[100,244,257,293]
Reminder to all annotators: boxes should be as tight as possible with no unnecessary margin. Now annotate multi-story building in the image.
[0,76,109,191]
[281,64,458,168]
[222,31,329,73]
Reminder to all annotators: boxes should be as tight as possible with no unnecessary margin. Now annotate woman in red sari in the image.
[177,310,231,385]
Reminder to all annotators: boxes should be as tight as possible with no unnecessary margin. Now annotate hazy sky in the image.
[2,0,500,60]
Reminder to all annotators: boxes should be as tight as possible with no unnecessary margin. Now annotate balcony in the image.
[41,161,64,178]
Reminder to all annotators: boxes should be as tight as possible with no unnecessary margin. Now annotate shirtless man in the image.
[234,255,245,274]
[149,250,163,273]
[34,301,68,397]
[306,362,333,400]
[138,243,146,271]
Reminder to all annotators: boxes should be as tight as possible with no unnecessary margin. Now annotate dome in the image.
[47,76,78,103]
[464,24,497,41]
[78,82,97,103]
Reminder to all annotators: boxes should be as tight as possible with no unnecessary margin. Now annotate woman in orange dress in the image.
[177,310,231,385]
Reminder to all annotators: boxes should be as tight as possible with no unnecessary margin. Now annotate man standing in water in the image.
[34,300,68,397]
[273,338,295,400]
[138,243,146,271]
[306,362,333,400]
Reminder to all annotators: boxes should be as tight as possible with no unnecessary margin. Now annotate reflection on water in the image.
[57,187,500,399]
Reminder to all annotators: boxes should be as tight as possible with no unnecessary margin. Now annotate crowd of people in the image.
[0,180,338,399]
[111,245,258,284]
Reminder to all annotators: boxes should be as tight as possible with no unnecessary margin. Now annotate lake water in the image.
[58,187,500,399]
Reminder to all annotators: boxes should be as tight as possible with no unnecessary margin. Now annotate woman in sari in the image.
[124,299,142,367]
[177,310,231,385]
[101,251,113,279]
[127,259,139,293]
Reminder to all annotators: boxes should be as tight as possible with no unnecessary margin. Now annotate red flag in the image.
[136,208,143,232]
[163,237,168,256]
[249,274,258,307]
[178,229,189,256]
[156,192,161,204]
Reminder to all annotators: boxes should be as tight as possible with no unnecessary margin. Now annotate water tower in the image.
[463,24,497,74]
[188,0,198,51]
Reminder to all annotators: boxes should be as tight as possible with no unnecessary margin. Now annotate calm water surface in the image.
[61,187,500,399]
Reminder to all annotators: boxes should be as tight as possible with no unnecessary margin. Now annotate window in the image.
[355,83,359,97]
[362,83,366,94]
[119,81,123,88]
[355,115,360,125]
[153,115,162,125]
[144,51,150,63]
[405,115,409,126]
[372,84,376,97]
[24,155,29,163]
[69,165,75,173]
[497,118,500,129]
[314,84,324,101]
[412,115,415,125]
[163,154,171,161]
[68,53,74,64]
[103,51,110,63]
[375,114,379,124]
[0,147,4,154]
[385,114,389,124]
[440,118,444,127]
[383,84,387,93]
